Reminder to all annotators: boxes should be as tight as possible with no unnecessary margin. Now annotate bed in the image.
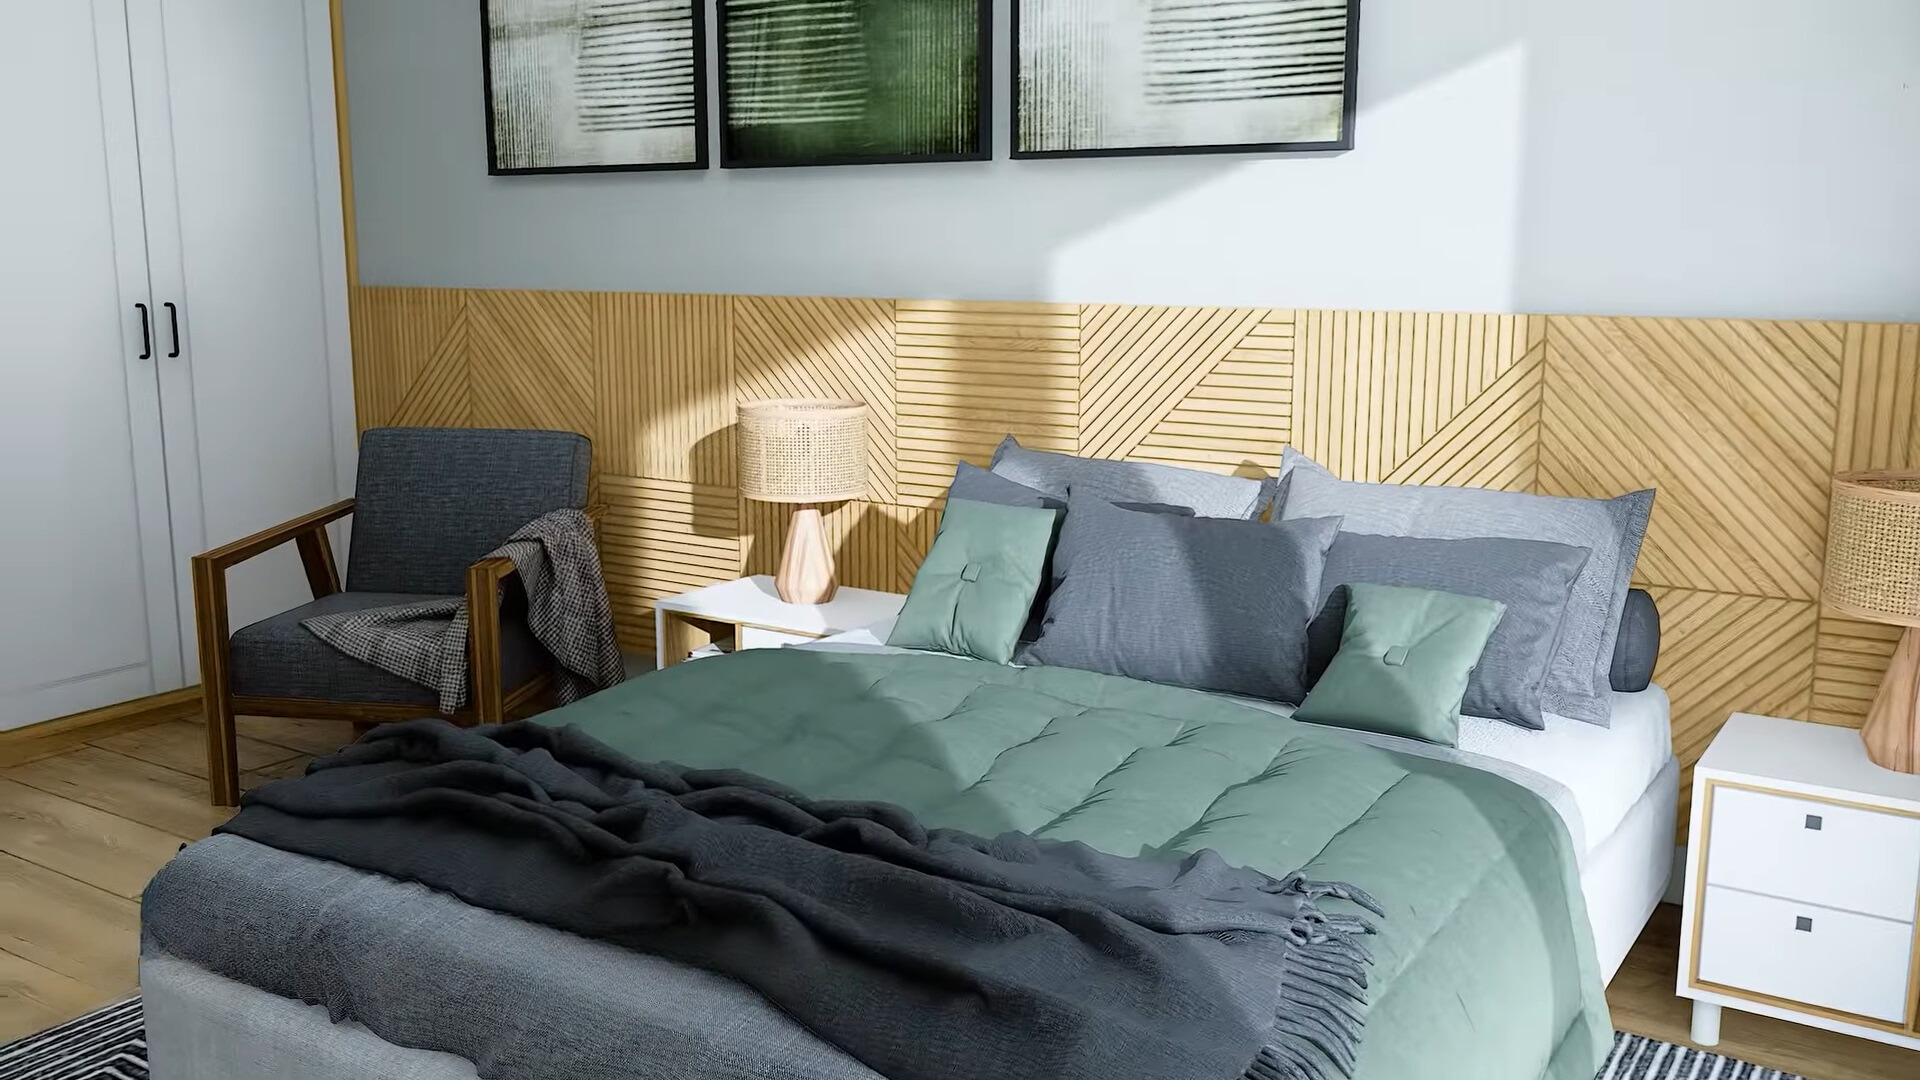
[140,641,1675,1080]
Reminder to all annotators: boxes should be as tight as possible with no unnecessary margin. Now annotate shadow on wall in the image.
[345,0,1919,321]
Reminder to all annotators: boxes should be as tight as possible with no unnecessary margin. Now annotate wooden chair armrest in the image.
[193,498,355,572]
[466,556,518,725]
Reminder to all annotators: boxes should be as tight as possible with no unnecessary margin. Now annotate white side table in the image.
[1677,713,1920,1052]
[652,575,906,670]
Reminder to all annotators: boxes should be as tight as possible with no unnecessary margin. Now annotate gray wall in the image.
[343,0,1920,321]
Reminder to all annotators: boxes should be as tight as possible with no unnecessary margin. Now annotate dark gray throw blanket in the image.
[302,509,623,712]
[217,720,1381,1080]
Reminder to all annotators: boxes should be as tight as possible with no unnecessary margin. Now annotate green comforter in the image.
[548,648,1611,1080]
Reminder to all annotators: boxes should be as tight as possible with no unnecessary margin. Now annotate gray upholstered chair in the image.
[192,427,593,806]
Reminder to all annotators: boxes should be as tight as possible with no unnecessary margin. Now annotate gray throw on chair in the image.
[302,508,624,711]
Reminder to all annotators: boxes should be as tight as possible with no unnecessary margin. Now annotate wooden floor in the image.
[2,718,1917,1079]
[0,713,354,1042]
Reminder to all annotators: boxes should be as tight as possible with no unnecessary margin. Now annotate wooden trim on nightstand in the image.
[1685,776,1920,1037]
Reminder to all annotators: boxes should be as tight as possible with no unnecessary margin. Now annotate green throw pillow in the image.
[1294,583,1506,747]
[888,498,1059,664]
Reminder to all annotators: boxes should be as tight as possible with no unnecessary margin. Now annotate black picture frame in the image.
[480,0,710,176]
[1010,0,1361,160]
[717,0,993,170]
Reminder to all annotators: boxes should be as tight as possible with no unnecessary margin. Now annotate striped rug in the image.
[0,999,1810,1080]
[0,998,144,1080]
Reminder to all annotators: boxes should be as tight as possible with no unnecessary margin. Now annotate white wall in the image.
[343,0,1920,322]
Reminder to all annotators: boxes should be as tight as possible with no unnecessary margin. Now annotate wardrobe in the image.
[0,0,353,731]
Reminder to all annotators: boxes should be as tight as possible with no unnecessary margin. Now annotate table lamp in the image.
[1823,470,1920,772]
[738,398,869,604]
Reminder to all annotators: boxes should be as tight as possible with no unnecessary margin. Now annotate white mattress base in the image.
[1581,756,1679,984]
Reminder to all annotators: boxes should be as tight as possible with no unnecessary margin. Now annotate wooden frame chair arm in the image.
[465,556,519,726]
[193,497,353,806]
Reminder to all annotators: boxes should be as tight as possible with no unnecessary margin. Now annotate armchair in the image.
[194,427,593,805]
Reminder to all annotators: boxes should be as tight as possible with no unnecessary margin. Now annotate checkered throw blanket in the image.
[301,509,625,713]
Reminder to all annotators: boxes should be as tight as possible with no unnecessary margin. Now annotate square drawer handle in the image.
[1803,814,1822,831]
[1794,916,1813,932]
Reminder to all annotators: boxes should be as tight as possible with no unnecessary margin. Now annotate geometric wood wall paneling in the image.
[1834,321,1920,472]
[1648,586,1818,832]
[895,300,1081,506]
[1811,322,1920,728]
[1078,305,1267,464]
[1129,310,1295,475]
[599,475,741,651]
[734,295,897,502]
[466,290,595,436]
[1294,311,1540,489]
[347,285,1920,783]
[1811,615,1905,729]
[1540,316,1841,602]
[594,293,735,486]
[348,286,469,429]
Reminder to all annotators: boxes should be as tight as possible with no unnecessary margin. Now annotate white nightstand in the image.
[1678,713,1920,1051]
[652,575,906,670]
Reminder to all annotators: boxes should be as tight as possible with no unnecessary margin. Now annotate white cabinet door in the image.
[0,0,183,729]
[128,0,351,670]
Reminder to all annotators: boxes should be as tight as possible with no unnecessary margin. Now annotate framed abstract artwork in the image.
[481,0,708,174]
[1014,0,1361,159]
[718,0,991,169]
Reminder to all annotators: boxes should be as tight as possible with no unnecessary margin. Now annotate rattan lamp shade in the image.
[737,399,869,505]
[1824,471,1920,627]
[1823,470,1920,774]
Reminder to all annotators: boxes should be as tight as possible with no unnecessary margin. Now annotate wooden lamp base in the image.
[1862,625,1920,773]
[775,506,837,605]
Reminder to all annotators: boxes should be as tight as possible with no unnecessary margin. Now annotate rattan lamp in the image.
[738,398,869,604]
[1823,470,1920,773]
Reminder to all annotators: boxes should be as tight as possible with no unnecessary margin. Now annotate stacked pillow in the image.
[889,435,1656,747]
[1277,449,1655,727]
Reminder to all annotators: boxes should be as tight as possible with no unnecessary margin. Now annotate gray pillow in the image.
[1306,533,1592,729]
[1278,448,1654,726]
[990,435,1270,519]
[1019,493,1343,703]
[946,463,1191,641]
[1611,589,1660,693]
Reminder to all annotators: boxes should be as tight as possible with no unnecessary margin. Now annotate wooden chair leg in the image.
[193,555,242,807]
[204,690,240,807]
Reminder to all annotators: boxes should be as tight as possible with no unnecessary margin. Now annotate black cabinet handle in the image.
[135,303,151,360]
[164,302,180,358]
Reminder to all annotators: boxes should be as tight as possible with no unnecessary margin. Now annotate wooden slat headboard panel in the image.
[349,287,1920,822]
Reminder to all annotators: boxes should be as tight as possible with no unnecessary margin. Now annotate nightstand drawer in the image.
[1705,785,1920,922]
[1696,886,1914,1023]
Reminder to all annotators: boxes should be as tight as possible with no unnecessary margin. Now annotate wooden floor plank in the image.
[242,755,313,788]
[2,746,232,842]
[234,716,357,758]
[0,779,188,900]
[89,719,298,781]
[0,853,140,996]
[0,948,114,1044]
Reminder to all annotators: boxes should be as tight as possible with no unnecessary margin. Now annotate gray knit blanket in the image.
[302,509,623,712]
[217,719,1382,1080]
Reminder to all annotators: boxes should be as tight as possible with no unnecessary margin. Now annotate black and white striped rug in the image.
[0,998,144,1080]
[0,999,1810,1080]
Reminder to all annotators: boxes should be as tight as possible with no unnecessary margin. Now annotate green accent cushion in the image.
[887,498,1059,663]
[1295,583,1506,747]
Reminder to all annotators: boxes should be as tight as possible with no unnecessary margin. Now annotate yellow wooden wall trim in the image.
[0,687,202,769]
[328,0,357,288]
[348,285,1920,825]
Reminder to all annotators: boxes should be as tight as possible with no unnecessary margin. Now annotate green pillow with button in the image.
[1293,582,1506,747]
[887,498,1060,664]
